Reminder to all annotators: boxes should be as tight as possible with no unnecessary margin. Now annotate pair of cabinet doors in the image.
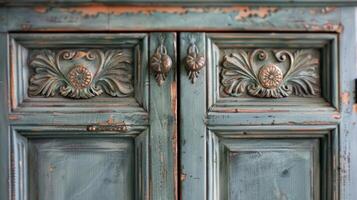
[4,32,338,200]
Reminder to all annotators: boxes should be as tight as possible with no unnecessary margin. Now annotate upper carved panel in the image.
[220,49,320,98]
[28,49,134,99]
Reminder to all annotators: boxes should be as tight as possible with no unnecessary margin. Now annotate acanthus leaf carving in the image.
[220,49,320,98]
[28,49,134,99]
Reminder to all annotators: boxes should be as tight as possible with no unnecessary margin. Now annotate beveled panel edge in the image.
[207,125,339,200]
[10,125,150,200]
[206,33,339,113]
[8,33,149,113]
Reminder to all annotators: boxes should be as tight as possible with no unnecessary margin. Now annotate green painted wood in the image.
[339,7,357,200]
[0,33,9,200]
[149,32,177,200]
[208,126,338,200]
[180,32,206,200]
[225,139,318,200]
[28,138,135,200]
[0,7,342,33]
[0,2,356,200]
[1,0,357,6]
[11,126,150,200]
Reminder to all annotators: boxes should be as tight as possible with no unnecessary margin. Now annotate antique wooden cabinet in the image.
[1,1,357,200]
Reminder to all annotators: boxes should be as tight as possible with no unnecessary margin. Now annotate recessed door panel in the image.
[28,138,134,200]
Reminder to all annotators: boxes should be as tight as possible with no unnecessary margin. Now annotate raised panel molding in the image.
[207,126,339,200]
[29,49,134,99]
[11,126,149,200]
[206,33,339,112]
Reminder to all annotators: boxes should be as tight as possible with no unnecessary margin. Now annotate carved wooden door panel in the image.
[180,32,339,200]
[3,32,177,200]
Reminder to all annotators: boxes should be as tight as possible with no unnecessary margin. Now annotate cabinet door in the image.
[180,32,339,200]
[4,32,177,200]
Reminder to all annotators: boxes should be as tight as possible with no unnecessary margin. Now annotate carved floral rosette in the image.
[220,49,320,98]
[28,49,134,99]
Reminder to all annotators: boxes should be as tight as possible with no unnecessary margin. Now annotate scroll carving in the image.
[28,49,134,99]
[220,49,320,98]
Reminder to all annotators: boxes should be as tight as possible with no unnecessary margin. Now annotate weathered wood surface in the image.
[1,0,357,6]
[149,32,177,200]
[180,32,207,200]
[0,3,356,200]
[0,6,345,32]
[339,7,357,200]
[0,33,9,200]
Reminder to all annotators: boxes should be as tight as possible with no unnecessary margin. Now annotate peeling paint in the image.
[180,173,187,182]
[341,92,350,105]
[233,7,278,20]
[304,22,344,33]
[170,81,178,200]
[60,5,278,21]
[353,104,357,113]
[310,7,337,15]
[34,6,49,14]
[214,108,286,113]
[8,115,20,121]
[332,114,341,119]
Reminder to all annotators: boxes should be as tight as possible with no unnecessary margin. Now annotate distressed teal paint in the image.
[1,0,357,6]
[0,7,341,32]
[0,2,356,200]
[0,33,9,200]
[180,32,207,200]
[339,7,357,200]
[11,126,150,200]
[149,32,177,200]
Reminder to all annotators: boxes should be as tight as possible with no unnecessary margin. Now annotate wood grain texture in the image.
[149,32,177,200]
[0,33,9,200]
[1,0,357,6]
[28,138,135,200]
[0,7,342,32]
[227,141,315,200]
[180,32,206,200]
[11,126,150,200]
[339,7,357,200]
[208,126,338,200]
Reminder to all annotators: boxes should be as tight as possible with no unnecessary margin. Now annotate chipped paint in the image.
[304,22,344,33]
[332,113,341,119]
[34,6,49,14]
[233,7,278,20]
[8,115,19,121]
[170,81,178,200]
[214,108,286,113]
[310,7,337,15]
[353,104,357,113]
[60,5,278,20]
[341,92,350,105]
[180,173,187,181]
